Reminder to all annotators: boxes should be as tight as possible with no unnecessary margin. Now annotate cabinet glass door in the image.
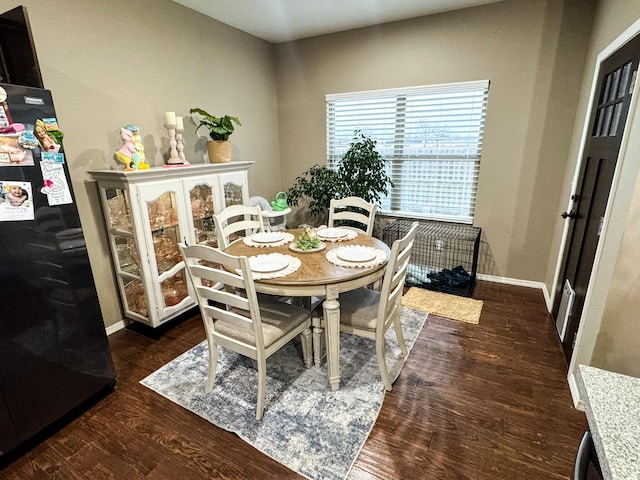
[218,171,249,210]
[188,182,218,246]
[143,189,188,310]
[105,188,132,232]
[102,187,148,319]
[124,278,148,318]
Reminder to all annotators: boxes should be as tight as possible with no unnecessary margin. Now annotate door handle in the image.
[561,210,577,219]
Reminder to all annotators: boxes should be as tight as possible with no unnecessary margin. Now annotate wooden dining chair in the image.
[335,221,418,390]
[179,243,312,420]
[328,196,377,235]
[212,204,265,249]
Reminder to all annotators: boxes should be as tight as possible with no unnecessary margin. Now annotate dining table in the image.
[224,228,390,391]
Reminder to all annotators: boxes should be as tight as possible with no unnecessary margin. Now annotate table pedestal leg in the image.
[323,285,340,391]
[312,316,325,367]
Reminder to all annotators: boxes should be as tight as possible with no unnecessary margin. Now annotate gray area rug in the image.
[141,307,427,480]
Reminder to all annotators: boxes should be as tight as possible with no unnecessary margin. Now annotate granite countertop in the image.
[577,365,640,480]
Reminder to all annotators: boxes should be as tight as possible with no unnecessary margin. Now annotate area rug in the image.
[140,308,427,480]
[402,286,483,324]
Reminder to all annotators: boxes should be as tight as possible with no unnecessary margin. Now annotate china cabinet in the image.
[89,162,252,327]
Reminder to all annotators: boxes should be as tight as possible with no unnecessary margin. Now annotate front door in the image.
[553,34,640,362]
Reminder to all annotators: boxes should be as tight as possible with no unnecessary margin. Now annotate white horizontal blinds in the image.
[326,80,489,223]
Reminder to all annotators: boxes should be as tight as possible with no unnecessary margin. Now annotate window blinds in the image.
[326,80,489,224]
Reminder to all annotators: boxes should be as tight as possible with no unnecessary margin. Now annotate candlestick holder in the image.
[175,127,190,165]
[164,123,183,165]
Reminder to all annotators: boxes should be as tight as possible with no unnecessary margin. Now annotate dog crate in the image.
[382,219,481,297]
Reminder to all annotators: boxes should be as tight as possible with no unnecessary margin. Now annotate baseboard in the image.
[477,274,552,312]
[106,320,126,336]
[568,370,585,411]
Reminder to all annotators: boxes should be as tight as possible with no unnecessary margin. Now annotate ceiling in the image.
[172,0,505,43]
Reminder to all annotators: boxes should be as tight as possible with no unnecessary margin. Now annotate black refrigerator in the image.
[0,83,115,462]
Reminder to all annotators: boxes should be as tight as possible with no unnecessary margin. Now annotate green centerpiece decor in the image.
[293,225,321,251]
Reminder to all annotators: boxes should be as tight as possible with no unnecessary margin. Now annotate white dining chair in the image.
[212,204,265,249]
[333,221,418,390]
[179,243,312,420]
[328,196,377,235]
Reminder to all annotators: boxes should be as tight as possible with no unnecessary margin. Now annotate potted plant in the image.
[189,108,241,163]
[286,130,393,225]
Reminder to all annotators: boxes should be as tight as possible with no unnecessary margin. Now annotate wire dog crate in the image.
[382,219,481,297]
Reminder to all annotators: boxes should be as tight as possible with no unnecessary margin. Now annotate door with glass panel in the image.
[553,34,640,361]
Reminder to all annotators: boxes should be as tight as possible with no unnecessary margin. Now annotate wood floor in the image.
[1,280,587,479]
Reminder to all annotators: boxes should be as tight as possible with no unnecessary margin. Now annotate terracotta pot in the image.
[207,140,232,163]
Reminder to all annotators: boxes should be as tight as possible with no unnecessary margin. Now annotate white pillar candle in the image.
[176,116,184,130]
[165,111,176,125]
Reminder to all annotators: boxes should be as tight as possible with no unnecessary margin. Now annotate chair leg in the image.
[256,356,267,420]
[300,327,312,368]
[376,336,392,391]
[394,314,409,358]
[206,342,218,393]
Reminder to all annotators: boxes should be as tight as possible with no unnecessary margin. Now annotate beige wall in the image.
[559,0,640,377]
[275,0,592,281]
[591,177,640,376]
[0,0,281,329]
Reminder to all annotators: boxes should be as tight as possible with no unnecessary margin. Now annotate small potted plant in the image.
[189,108,241,163]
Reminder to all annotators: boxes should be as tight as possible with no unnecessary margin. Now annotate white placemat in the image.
[243,232,294,248]
[237,254,301,280]
[326,245,388,268]
[315,227,358,242]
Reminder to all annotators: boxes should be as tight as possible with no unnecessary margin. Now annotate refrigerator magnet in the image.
[41,152,64,163]
[39,161,72,205]
[34,119,62,153]
[40,179,53,194]
[0,135,34,166]
[18,131,39,149]
[0,181,34,221]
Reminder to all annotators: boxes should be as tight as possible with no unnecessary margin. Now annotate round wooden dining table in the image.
[225,229,390,391]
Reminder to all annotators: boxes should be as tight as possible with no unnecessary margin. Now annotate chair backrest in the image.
[213,204,265,249]
[328,196,377,235]
[179,243,265,356]
[377,221,419,328]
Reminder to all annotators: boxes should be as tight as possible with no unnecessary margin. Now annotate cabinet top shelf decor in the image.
[89,161,254,184]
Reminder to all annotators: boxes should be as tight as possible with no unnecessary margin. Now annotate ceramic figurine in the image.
[115,126,149,171]
[124,124,149,170]
[115,127,137,171]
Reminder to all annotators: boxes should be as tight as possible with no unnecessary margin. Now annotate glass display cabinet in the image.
[89,162,252,327]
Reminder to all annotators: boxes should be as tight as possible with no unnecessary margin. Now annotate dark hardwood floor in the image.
[1,280,587,479]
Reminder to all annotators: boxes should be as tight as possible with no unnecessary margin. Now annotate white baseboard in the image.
[106,320,126,336]
[568,370,585,410]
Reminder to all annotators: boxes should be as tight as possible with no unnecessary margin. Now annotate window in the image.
[326,80,489,224]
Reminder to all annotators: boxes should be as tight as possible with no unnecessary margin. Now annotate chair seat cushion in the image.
[217,300,309,348]
[339,287,381,330]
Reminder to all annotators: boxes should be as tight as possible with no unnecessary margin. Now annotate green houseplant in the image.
[286,130,393,224]
[189,108,241,163]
